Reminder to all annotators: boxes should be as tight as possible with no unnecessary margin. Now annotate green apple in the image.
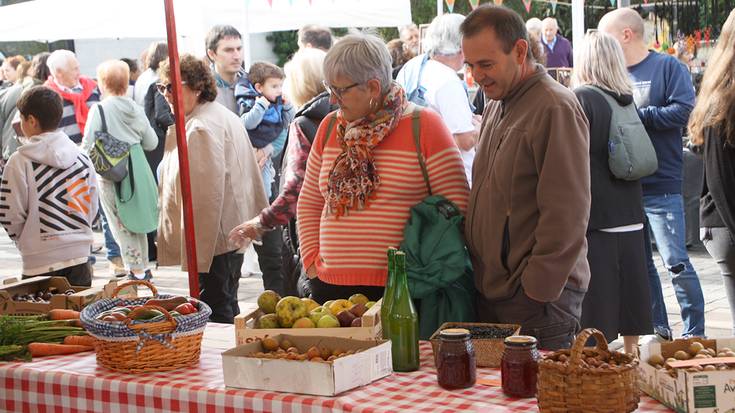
[292,317,316,328]
[322,300,335,314]
[308,306,331,325]
[275,296,308,328]
[349,293,369,306]
[365,301,376,309]
[301,297,320,312]
[255,313,279,329]
[329,299,352,316]
[316,314,340,328]
[257,290,282,314]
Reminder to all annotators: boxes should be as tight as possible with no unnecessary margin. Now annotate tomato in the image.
[174,303,197,315]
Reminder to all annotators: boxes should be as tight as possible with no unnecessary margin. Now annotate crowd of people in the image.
[0,5,733,352]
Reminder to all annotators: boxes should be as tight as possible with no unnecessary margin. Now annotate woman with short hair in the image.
[157,54,267,323]
[82,60,159,281]
[572,31,652,353]
[296,33,469,303]
[689,9,735,334]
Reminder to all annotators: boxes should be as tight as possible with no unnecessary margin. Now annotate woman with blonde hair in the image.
[572,30,652,353]
[689,9,735,334]
[230,47,335,296]
[82,60,159,281]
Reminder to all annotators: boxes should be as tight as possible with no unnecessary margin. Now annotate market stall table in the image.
[1,323,672,412]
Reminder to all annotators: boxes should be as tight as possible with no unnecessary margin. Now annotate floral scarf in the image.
[326,82,408,217]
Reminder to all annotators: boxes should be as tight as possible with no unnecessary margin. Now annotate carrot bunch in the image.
[0,311,95,361]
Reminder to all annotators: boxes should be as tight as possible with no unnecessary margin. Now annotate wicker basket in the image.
[537,328,640,413]
[429,322,521,367]
[80,280,211,373]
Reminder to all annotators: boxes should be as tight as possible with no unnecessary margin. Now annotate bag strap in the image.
[321,113,338,151]
[411,106,432,195]
[414,54,430,95]
[115,149,136,203]
[97,104,108,133]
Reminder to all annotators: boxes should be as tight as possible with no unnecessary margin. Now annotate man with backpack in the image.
[461,5,591,351]
[396,13,478,185]
[600,8,703,340]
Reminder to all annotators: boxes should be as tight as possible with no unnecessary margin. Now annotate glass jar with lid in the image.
[501,335,540,398]
[436,328,476,390]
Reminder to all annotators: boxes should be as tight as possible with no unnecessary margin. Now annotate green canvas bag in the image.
[115,143,158,234]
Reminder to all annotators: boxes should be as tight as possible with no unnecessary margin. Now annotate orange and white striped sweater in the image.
[297,107,470,287]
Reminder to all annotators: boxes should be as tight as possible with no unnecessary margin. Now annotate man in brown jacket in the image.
[461,5,591,350]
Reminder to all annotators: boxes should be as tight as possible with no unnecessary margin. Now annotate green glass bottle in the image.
[388,251,419,372]
[381,247,398,340]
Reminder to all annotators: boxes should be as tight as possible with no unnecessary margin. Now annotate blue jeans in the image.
[643,193,705,336]
[100,208,121,259]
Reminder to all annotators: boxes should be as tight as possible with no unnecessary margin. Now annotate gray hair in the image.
[426,13,465,56]
[323,33,392,94]
[526,17,542,36]
[572,31,633,96]
[46,50,77,75]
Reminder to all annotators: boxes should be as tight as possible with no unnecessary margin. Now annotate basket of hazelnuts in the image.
[537,328,640,413]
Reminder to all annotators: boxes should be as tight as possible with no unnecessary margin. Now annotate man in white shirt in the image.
[396,13,479,185]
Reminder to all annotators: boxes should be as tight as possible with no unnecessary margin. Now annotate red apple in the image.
[336,310,357,327]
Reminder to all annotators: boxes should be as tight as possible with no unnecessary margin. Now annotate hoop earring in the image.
[369,98,374,108]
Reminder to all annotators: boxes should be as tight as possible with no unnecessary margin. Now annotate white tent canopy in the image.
[0,0,412,41]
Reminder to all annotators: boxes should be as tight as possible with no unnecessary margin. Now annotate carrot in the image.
[48,309,80,321]
[27,343,94,357]
[63,335,98,347]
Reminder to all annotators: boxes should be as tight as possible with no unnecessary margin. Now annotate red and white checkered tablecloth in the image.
[0,324,672,413]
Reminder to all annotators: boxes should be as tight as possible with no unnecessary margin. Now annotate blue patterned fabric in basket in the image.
[80,294,211,341]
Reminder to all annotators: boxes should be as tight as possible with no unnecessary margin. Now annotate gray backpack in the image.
[588,85,658,181]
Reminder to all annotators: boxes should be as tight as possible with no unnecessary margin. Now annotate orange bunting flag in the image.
[445,0,456,12]
[522,0,532,12]
[494,0,503,4]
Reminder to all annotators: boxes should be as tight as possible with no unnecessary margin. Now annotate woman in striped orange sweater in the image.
[296,33,470,303]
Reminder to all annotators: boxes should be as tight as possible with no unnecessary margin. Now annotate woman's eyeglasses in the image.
[322,80,361,100]
[156,81,187,94]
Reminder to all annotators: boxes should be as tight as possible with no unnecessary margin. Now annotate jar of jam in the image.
[501,335,539,398]
[436,328,476,390]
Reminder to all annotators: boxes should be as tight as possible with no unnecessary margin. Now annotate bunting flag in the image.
[550,0,557,13]
[493,0,503,4]
[522,0,532,12]
[609,0,616,6]
[445,0,456,12]
[267,0,273,6]
[468,0,480,8]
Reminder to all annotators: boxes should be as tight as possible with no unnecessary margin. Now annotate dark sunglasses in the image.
[156,81,187,94]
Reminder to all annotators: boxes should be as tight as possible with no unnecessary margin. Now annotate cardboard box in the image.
[0,276,123,315]
[639,336,735,412]
[235,299,383,345]
[222,334,392,396]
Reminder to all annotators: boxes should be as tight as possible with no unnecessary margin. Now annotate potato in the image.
[704,365,717,371]
[648,354,665,366]
[689,342,705,354]
[674,350,691,360]
[694,354,710,359]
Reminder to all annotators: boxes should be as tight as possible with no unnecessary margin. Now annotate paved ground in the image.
[0,231,730,339]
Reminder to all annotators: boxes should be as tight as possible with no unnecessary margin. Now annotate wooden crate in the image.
[235,299,383,345]
[0,276,124,315]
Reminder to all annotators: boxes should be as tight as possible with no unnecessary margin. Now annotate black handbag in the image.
[89,105,130,182]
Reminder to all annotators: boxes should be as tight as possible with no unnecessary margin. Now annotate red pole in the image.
[163,0,200,298]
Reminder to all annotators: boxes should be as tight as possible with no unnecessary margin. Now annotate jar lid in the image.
[504,335,538,347]
[439,328,471,339]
